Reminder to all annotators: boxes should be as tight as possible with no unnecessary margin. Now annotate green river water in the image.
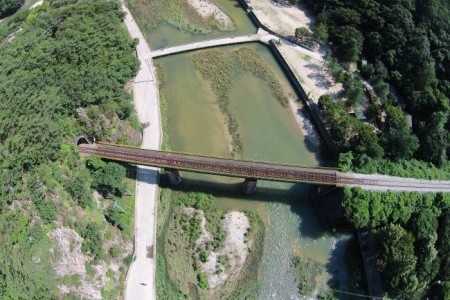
[146,0,351,298]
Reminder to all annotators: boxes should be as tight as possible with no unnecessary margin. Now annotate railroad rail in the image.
[78,143,450,193]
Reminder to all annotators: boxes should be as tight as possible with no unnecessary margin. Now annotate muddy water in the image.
[156,43,350,298]
[147,0,256,49]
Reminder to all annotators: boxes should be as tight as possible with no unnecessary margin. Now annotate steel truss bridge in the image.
[78,143,450,193]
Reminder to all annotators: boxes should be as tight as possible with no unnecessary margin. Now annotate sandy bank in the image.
[248,0,314,36]
[187,0,233,29]
[198,211,250,288]
[279,43,342,104]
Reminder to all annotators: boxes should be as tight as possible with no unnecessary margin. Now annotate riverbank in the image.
[248,0,314,37]
[186,0,233,30]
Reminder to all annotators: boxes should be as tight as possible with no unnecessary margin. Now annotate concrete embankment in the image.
[235,0,338,157]
[267,40,339,157]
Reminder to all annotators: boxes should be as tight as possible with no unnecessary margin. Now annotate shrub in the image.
[81,223,103,260]
[197,272,209,289]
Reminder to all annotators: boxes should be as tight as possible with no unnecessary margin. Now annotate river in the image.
[137,0,351,298]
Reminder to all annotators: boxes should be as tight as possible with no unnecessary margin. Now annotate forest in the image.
[0,0,140,298]
[0,0,22,18]
[304,0,450,298]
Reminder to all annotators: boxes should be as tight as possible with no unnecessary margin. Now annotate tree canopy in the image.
[0,0,139,297]
[0,0,21,18]
[303,0,450,165]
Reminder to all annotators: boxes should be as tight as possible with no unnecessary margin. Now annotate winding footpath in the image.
[122,3,162,300]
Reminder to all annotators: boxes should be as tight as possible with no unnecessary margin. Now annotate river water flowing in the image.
[141,0,351,297]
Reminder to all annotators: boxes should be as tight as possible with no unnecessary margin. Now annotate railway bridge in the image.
[78,142,450,194]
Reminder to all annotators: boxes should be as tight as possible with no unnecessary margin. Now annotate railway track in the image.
[78,143,450,191]
[79,143,338,184]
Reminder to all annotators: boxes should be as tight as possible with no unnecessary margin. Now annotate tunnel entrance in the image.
[75,136,91,146]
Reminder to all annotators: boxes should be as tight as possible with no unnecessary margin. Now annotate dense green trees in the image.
[0,1,139,297]
[303,0,450,166]
[86,156,127,197]
[377,224,419,298]
[318,95,383,158]
[0,0,21,18]
[304,1,450,297]
[342,188,449,298]
[81,222,103,261]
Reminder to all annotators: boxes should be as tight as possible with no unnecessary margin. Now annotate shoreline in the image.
[288,99,320,151]
[186,0,233,30]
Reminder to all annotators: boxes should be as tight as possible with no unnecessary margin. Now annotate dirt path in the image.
[121,2,162,300]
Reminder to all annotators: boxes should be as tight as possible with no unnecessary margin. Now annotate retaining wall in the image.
[268,40,339,157]
[236,0,339,157]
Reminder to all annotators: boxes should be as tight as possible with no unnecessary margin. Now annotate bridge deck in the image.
[78,143,450,192]
[151,34,261,58]
[79,143,337,184]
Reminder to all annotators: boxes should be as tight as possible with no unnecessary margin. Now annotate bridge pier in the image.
[166,169,182,186]
[241,178,257,195]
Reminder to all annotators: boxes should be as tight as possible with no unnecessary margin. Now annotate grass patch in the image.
[302,54,312,62]
[156,185,265,299]
[193,47,289,157]
[292,256,325,297]
[155,63,171,151]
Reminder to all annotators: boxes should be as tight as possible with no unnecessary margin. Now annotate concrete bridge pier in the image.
[242,178,257,195]
[166,169,182,186]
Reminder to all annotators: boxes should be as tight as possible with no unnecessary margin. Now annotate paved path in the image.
[122,2,162,300]
[151,33,261,58]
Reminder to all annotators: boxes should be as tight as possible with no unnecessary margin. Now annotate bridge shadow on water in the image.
[155,171,329,240]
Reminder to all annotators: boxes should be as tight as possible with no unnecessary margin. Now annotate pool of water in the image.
[156,42,350,298]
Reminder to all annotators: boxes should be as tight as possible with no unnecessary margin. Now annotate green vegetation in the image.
[340,152,450,180]
[0,212,56,298]
[197,272,209,289]
[126,0,231,37]
[156,189,264,299]
[306,1,450,297]
[81,222,104,261]
[319,94,383,158]
[342,188,444,229]
[342,188,450,298]
[155,64,171,151]
[193,47,289,157]
[87,156,127,198]
[303,0,449,167]
[0,0,21,18]
[292,256,324,296]
[0,0,140,297]
[159,192,225,296]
